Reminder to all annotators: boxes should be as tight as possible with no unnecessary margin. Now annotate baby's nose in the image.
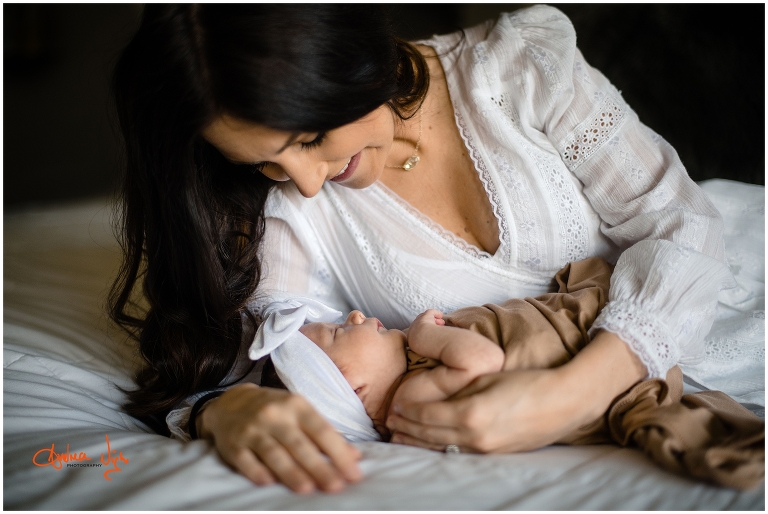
[345,310,366,325]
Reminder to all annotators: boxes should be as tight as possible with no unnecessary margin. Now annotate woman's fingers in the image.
[251,436,318,493]
[389,430,459,452]
[301,412,362,483]
[386,411,466,446]
[390,397,468,427]
[387,376,501,451]
[226,447,276,487]
[274,429,347,493]
[203,385,363,493]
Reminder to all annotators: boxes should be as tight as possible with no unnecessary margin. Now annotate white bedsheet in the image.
[4,179,764,510]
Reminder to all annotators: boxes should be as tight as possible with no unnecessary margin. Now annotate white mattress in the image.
[4,179,764,510]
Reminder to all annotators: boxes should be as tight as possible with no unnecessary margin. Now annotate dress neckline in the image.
[372,32,508,262]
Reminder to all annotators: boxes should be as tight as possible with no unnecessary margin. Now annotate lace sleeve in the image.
[510,6,736,377]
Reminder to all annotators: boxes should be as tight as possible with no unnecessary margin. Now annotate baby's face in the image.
[299,311,407,424]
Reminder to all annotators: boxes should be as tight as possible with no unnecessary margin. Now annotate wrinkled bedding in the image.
[4,179,764,510]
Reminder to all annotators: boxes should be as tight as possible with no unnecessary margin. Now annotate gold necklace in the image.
[386,107,422,171]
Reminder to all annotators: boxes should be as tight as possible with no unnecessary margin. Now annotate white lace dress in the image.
[167,5,740,438]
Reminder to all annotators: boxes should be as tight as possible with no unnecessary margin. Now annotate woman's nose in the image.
[282,160,328,198]
[344,310,366,326]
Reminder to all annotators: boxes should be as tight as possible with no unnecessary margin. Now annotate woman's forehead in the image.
[201,114,300,163]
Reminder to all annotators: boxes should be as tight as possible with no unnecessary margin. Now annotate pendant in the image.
[402,155,419,170]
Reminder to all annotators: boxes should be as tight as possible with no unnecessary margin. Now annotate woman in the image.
[111,5,733,494]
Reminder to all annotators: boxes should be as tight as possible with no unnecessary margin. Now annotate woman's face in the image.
[202,105,396,198]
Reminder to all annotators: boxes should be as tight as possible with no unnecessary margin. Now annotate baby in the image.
[297,307,505,438]
[252,257,764,490]
[257,256,614,440]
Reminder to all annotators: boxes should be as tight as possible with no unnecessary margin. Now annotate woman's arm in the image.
[386,6,722,452]
[386,330,645,452]
[533,10,733,376]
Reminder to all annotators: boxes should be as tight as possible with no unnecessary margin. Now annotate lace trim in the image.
[166,390,224,442]
[490,148,546,270]
[453,111,509,262]
[561,96,626,171]
[371,183,493,261]
[590,300,681,379]
[472,42,590,267]
[535,150,589,264]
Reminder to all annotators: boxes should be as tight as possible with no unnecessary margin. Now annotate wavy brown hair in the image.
[110,4,429,425]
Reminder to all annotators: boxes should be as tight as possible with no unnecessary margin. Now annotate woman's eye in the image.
[299,132,327,151]
[252,162,268,173]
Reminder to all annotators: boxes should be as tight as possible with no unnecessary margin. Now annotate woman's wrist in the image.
[193,391,227,441]
[557,329,647,421]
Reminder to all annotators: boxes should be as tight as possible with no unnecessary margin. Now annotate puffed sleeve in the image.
[248,182,352,317]
[506,6,735,378]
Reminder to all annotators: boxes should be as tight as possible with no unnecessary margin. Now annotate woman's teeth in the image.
[334,160,351,178]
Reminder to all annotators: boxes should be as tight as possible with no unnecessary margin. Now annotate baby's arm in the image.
[406,309,505,397]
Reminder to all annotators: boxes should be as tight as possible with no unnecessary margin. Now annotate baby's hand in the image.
[413,309,445,327]
[408,309,446,344]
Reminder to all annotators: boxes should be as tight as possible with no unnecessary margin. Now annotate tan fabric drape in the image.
[441,257,764,490]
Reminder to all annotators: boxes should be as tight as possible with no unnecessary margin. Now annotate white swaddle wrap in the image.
[248,298,381,442]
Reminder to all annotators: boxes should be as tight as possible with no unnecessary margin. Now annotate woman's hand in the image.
[197,383,362,494]
[386,368,588,452]
[385,331,647,453]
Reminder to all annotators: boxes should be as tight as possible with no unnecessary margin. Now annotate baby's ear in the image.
[353,384,368,401]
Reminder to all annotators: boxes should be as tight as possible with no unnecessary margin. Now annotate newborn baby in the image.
[298,308,504,438]
[252,257,764,489]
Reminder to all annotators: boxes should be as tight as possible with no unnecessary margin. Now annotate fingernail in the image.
[391,435,401,444]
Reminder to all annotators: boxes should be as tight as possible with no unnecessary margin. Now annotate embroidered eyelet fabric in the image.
[168,6,749,436]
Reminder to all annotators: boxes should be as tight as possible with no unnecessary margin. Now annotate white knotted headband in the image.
[248,297,381,442]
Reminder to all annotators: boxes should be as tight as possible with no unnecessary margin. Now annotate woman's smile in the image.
[331,151,362,183]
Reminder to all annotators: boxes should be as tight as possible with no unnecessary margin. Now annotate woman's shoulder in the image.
[264,181,325,219]
[422,5,576,59]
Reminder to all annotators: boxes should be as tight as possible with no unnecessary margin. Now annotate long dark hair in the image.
[110,4,429,422]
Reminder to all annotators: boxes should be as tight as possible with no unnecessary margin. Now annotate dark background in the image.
[4,4,765,210]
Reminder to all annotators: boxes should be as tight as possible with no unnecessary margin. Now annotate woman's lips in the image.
[330,151,361,183]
